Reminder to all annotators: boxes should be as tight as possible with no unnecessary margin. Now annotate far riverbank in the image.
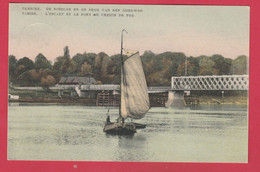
[8,88,248,106]
[8,95,248,107]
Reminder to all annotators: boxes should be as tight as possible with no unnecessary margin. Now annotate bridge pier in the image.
[165,90,186,108]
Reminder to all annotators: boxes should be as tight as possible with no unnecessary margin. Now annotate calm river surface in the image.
[8,103,248,162]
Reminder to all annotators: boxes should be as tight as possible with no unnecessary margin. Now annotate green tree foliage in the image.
[41,75,56,90]
[107,54,121,84]
[17,70,38,86]
[142,50,155,61]
[147,72,170,86]
[53,46,76,77]
[9,47,249,87]
[81,62,92,74]
[16,57,35,76]
[63,46,70,59]
[72,52,96,74]
[9,55,17,82]
[177,60,197,76]
[198,56,218,75]
[211,54,232,75]
[141,51,156,76]
[53,56,66,73]
[188,56,200,75]
[16,57,35,69]
[35,53,52,70]
[141,51,186,85]
[93,52,110,83]
[231,55,248,75]
[15,67,55,87]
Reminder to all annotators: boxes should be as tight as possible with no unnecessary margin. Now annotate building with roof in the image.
[56,74,97,98]
[58,75,96,85]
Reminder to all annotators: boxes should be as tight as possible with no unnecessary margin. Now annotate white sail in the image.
[121,50,150,119]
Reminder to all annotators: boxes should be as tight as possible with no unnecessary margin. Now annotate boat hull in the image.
[133,123,146,129]
[103,122,136,135]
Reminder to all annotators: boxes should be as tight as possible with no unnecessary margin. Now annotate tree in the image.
[93,52,109,82]
[28,68,52,81]
[81,62,92,74]
[231,55,248,75]
[16,57,35,69]
[100,54,110,83]
[222,58,232,75]
[16,57,35,76]
[106,54,121,84]
[9,55,17,82]
[198,56,218,75]
[10,48,241,87]
[188,56,199,76]
[177,60,196,76]
[211,54,232,75]
[41,75,56,90]
[141,50,156,77]
[17,70,39,86]
[155,52,186,76]
[35,53,52,70]
[64,46,70,59]
[28,69,41,80]
[143,59,156,77]
[53,57,76,76]
[53,56,67,74]
[72,52,96,73]
[147,72,170,86]
[53,46,77,77]
[141,50,155,63]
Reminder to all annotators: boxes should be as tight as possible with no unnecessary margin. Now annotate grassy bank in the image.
[198,95,248,105]
[191,90,248,105]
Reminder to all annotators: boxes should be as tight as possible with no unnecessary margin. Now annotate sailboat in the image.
[103,30,150,135]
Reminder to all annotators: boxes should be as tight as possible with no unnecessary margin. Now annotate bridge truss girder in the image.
[171,75,248,91]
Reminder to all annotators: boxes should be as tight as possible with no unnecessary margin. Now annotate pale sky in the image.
[9,3,250,62]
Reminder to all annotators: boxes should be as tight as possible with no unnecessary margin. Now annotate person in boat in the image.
[106,109,111,124]
[106,115,110,124]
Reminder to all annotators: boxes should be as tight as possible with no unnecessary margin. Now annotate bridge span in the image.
[165,75,248,107]
[171,75,248,91]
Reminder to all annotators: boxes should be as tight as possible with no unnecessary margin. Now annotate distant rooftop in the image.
[58,76,96,85]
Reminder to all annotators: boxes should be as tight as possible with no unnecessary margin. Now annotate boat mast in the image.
[120,29,127,117]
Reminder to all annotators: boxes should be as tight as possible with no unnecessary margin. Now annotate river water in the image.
[8,103,248,162]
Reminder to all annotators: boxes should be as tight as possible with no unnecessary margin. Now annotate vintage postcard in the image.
[8,3,249,162]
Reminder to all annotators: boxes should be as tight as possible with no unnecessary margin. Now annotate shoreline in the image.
[8,96,248,106]
[9,97,96,105]
[197,95,248,105]
[9,87,248,106]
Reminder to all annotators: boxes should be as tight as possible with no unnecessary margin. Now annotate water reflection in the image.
[116,134,150,161]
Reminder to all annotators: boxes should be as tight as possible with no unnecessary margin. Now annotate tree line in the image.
[8,46,248,88]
